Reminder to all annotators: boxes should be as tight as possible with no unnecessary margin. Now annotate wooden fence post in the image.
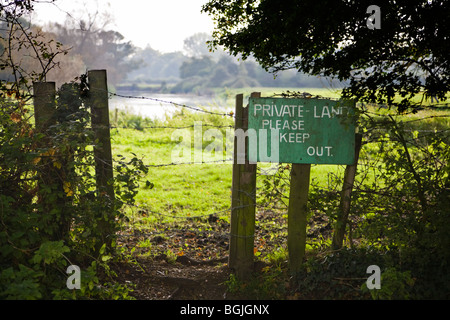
[331,133,363,250]
[288,163,311,275]
[33,82,70,240]
[33,82,56,130]
[88,70,114,198]
[87,70,115,245]
[229,92,259,280]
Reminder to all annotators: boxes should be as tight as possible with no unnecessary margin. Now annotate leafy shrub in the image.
[257,108,449,299]
[298,247,391,299]
[355,116,450,298]
[363,267,415,300]
[0,80,147,299]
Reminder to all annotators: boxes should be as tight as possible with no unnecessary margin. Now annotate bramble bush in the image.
[258,108,449,299]
[354,114,450,299]
[0,80,147,299]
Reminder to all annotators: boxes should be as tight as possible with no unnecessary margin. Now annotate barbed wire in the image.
[361,108,450,118]
[108,91,235,118]
[105,90,450,130]
[402,114,450,124]
[92,89,449,240]
[145,158,233,168]
[110,124,233,130]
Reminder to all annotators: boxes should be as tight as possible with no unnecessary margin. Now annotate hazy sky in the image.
[32,0,215,53]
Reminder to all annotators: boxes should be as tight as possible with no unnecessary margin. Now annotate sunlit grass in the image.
[111,116,233,225]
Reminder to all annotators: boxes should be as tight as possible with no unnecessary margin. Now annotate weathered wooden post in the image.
[87,70,115,246]
[33,82,56,130]
[88,70,114,198]
[331,133,363,250]
[287,163,311,275]
[229,92,259,280]
[33,82,69,240]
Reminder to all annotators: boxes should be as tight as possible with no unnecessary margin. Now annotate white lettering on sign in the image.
[314,105,346,118]
[261,119,305,131]
[254,103,346,149]
[307,146,333,157]
[249,97,356,164]
[280,132,310,143]
[254,104,305,118]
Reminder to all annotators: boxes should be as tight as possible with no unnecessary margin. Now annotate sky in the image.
[31,0,215,53]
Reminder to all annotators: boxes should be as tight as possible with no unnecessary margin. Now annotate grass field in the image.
[110,93,449,229]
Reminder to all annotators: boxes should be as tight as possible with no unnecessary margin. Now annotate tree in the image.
[49,9,140,86]
[183,32,213,58]
[125,46,186,84]
[179,56,214,79]
[202,0,450,112]
[0,20,85,88]
[0,0,70,98]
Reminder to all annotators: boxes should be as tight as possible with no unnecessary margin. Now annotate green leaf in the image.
[32,241,70,265]
[101,255,112,262]
[99,243,107,255]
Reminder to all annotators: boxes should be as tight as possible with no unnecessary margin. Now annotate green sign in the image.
[247,97,356,165]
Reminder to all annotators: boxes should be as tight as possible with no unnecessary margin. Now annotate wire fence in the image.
[108,89,450,160]
[108,91,235,118]
[17,77,450,265]
[106,91,450,163]
[108,90,449,252]
[109,91,278,250]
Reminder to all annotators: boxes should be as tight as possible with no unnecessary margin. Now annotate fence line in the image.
[102,88,449,214]
[104,90,450,132]
[82,87,450,170]
[106,89,449,189]
[107,91,235,117]
[29,72,448,278]
[145,158,233,168]
[111,124,234,130]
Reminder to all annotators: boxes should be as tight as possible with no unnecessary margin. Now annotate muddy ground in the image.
[113,208,333,300]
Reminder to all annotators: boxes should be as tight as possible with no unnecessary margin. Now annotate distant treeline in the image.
[119,54,329,94]
[0,15,335,93]
[121,33,335,94]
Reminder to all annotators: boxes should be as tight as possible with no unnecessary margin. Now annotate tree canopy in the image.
[49,14,140,86]
[202,0,450,112]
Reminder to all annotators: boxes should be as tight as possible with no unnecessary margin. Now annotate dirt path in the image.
[114,255,232,300]
[114,213,238,300]
[113,209,332,300]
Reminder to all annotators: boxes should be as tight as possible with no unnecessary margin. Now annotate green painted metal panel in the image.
[247,97,356,165]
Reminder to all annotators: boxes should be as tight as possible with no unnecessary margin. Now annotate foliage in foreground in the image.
[0,82,147,299]
[257,106,449,299]
[113,104,449,299]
